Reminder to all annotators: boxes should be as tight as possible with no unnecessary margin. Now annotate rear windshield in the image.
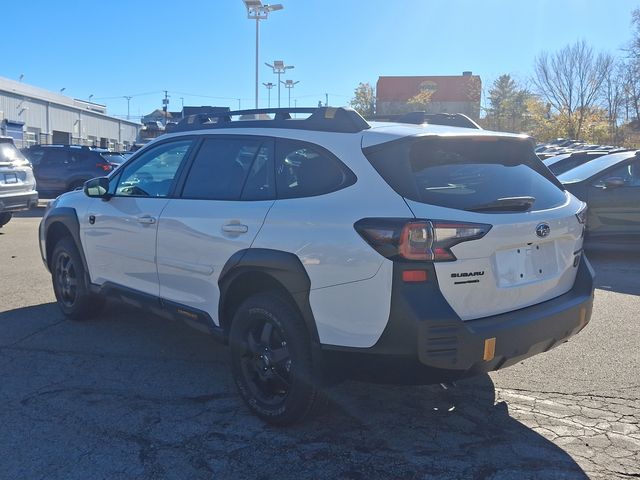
[100,152,126,164]
[0,142,29,165]
[363,136,567,212]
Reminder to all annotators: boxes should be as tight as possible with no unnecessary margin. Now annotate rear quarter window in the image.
[275,140,356,199]
[364,136,567,212]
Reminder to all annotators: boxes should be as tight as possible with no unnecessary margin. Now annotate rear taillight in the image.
[97,162,113,172]
[354,218,491,262]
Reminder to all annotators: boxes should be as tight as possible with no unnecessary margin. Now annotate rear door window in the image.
[275,140,356,199]
[364,136,567,212]
[181,137,272,200]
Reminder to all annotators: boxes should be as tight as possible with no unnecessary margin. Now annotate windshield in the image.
[364,136,566,212]
[557,152,636,183]
[0,142,30,166]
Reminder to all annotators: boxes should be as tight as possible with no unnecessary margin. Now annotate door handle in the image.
[137,215,156,225]
[222,223,248,234]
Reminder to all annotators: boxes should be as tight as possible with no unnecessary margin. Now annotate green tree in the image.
[350,82,376,118]
[484,74,530,132]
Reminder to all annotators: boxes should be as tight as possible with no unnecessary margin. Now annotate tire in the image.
[229,293,323,425]
[51,237,105,320]
[0,212,12,228]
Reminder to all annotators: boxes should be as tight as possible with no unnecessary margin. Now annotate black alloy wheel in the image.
[51,237,104,320]
[229,293,323,425]
[54,250,78,308]
[240,315,292,406]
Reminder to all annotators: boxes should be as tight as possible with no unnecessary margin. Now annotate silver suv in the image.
[0,137,38,227]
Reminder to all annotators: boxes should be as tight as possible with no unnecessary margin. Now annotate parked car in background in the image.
[0,136,38,227]
[22,145,121,194]
[559,150,640,250]
[535,138,623,160]
[99,151,127,167]
[544,151,621,176]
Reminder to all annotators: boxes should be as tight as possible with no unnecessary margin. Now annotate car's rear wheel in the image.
[0,212,12,228]
[51,237,104,320]
[229,293,323,425]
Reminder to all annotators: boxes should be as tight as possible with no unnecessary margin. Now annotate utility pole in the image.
[123,96,132,120]
[162,90,169,125]
[180,97,184,118]
[325,93,329,107]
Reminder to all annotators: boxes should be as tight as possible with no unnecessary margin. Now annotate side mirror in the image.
[84,177,110,198]
[602,177,626,189]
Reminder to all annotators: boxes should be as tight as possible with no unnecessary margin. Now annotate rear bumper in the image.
[321,255,594,384]
[0,191,38,212]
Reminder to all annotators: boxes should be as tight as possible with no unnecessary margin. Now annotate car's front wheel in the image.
[229,293,323,425]
[51,237,104,320]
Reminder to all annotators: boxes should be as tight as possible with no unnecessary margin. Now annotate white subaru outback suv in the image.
[40,107,594,425]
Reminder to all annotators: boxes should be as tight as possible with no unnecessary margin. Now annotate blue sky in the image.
[2,0,638,119]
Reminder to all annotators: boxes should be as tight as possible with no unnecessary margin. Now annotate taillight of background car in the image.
[96,162,113,173]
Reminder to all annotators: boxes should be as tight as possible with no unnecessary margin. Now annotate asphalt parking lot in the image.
[1,209,639,480]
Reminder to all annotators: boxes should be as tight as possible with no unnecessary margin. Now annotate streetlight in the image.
[242,1,284,109]
[281,79,299,108]
[265,60,294,108]
[123,96,132,120]
[262,82,274,107]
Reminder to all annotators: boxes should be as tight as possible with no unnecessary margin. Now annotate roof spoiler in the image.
[371,112,481,129]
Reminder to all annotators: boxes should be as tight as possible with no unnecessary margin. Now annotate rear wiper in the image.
[467,196,536,212]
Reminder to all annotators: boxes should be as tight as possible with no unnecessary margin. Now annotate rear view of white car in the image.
[0,137,38,227]
[39,107,594,425]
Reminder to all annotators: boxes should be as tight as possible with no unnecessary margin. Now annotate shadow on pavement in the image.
[587,250,640,296]
[13,207,46,219]
[0,302,588,479]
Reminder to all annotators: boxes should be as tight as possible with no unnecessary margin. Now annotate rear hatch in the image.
[363,134,585,321]
[0,139,35,195]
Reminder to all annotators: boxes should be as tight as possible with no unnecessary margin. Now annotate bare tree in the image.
[601,60,626,142]
[532,40,614,139]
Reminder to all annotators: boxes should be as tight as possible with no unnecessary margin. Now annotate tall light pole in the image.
[265,60,294,107]
[281,79,299,108]
[243,1,283,109]
[262,82,274,107]
[123,96,132,120]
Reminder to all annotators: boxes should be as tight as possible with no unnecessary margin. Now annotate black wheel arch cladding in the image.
[44,207,89,275]
[218,248,320,345]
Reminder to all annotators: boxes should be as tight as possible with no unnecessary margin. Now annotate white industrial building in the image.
[0,76,140,150]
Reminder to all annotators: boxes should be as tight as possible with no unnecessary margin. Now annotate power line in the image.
[93,91,163,100]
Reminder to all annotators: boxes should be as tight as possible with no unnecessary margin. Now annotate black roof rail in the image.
[371,112,482,130]
[172,107,370,134]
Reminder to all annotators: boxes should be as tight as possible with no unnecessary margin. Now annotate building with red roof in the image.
[376,72,481,119]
